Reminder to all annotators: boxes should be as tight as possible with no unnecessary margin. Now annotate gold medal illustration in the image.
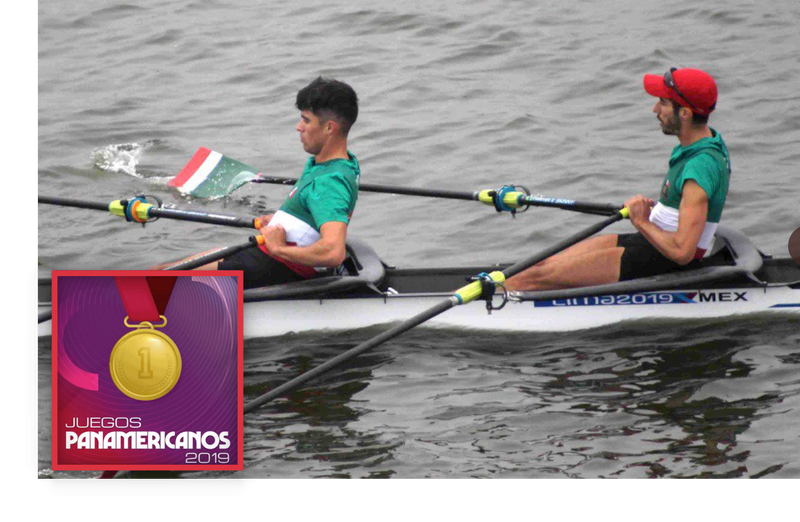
[109,316,182,401]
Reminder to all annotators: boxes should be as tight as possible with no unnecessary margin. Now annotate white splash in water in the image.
[91,143,143,177]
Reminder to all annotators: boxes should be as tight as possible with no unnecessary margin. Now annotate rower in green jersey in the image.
[652,126,730,256]
[505,67,731,291]
[156,77,361,289]
[251,151,360,281]
[276,152,360,243]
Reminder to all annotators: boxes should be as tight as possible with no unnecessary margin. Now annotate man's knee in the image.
[505,265,547,291]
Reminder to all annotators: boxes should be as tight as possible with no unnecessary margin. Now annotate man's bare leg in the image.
[503,234,619,291]
[535,234,619,267]
[505,246,624,291]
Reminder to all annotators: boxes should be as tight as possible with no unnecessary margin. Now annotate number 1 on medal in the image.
[138,347,154,379]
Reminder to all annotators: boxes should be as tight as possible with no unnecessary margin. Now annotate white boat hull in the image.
[37,285,800,340]
[238,285,800,339]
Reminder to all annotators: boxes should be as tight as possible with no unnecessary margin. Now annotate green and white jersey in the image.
[649,129,731,257]
[267,151,360,247]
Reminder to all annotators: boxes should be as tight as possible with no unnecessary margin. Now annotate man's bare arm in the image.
[627,181,708,265]
[261,221,347,267]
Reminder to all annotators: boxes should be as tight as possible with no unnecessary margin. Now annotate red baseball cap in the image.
[643,68,717,116]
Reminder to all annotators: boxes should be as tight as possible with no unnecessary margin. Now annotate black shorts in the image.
[617,233,702,281]
[218,247,305,289]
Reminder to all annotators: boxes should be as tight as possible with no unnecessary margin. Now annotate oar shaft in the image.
[256,175,619,215]
[522,195,622,216]
[163,238,261,271]
[184,149,621,216]
[39,195,259,229]
[243,299,454,413]
[147,207,257,229]
[256,175,477,201]
[38,195,111,212]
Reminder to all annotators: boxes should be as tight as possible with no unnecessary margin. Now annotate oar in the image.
[38,195,266,230]
[253,176,621,216]
[243,208,630,413]
[168,147,622,216]
[162,236,263,271]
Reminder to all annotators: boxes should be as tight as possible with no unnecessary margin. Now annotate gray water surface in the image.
[38,0,800,478]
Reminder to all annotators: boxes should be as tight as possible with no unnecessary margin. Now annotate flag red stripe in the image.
[168,147,212,188]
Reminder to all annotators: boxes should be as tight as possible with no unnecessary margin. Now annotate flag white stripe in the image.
[180,151,222,193]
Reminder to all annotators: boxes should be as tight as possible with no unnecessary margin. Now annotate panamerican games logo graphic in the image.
[52,271,243,471]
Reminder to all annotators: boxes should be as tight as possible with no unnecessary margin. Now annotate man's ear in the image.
[679,106,693,122]
[325,119,339,135]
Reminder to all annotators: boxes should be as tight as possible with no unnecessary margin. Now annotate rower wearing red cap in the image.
[505,67,731,291]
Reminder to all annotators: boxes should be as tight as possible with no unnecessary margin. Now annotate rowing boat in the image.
[37,226,800,339]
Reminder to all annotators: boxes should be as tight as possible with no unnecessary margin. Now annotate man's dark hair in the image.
[296,77,359,136]
[669,99,709,126]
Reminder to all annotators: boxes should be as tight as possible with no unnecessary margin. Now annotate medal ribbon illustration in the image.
[114,276,177,322]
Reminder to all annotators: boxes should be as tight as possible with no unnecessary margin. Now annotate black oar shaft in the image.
[163,239,259,271]
[243,299,454,413]
[256,176,620,216]
[522,196,621,216]
[256,175,477,201]
[38,195,111,212]
[39,195,259,229]
[243,210,627,413]
[147,207,257,229]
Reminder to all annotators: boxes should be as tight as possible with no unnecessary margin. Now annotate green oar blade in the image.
[167,147,262,198]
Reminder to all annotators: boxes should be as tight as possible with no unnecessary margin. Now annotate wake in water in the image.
[90,141,249,201]
[91,142,146,176]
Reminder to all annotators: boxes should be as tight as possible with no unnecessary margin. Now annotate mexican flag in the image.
[168,147,260,198]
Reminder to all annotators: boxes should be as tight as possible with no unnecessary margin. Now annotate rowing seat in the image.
[243,237,386,301]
